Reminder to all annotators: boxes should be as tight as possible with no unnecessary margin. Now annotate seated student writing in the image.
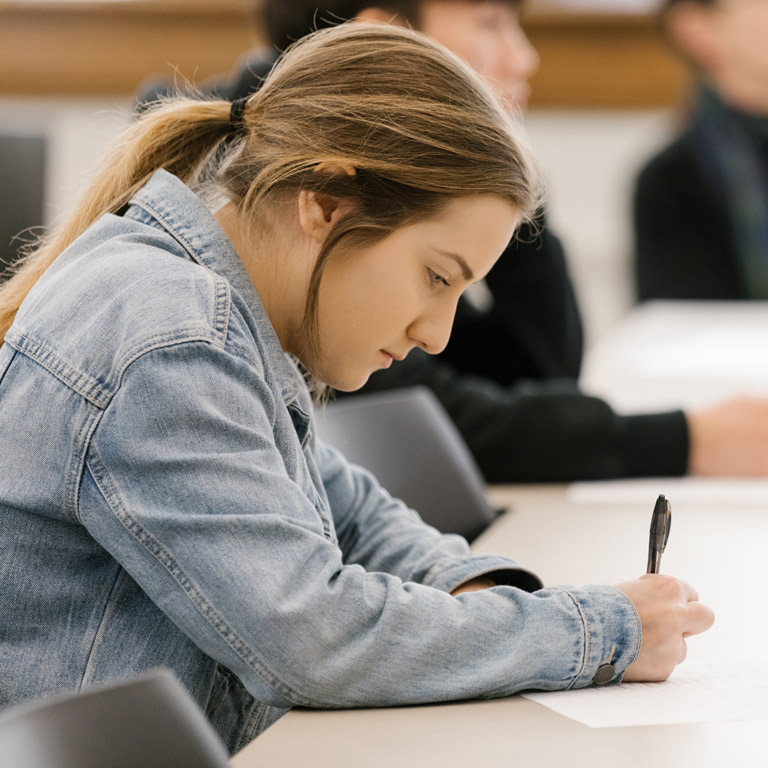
[0,24,713,755]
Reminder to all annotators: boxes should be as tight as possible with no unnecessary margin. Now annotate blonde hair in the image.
[0,23,542,368]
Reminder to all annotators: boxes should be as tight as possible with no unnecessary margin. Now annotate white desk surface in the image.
[580,300,768,412]
[232,304,768,767]
[231,485,768,768]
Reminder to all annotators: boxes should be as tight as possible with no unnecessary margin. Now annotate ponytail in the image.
[0,99,233,339]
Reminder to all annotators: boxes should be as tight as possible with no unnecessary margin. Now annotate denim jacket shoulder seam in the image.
[117,333,219,378]
[83,444,323,708]
[126,199,233,348]
[212,275,231,347]
[64,405,103,525]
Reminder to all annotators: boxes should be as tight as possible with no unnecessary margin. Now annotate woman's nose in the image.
[408,302,457,356]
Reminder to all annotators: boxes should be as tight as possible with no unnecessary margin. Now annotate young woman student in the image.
[0,24,713,754]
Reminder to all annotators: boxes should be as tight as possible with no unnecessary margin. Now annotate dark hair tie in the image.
[228,96,250,131]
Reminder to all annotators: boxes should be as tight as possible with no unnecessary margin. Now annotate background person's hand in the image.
[687,396,768,476]
[614,574,714,682]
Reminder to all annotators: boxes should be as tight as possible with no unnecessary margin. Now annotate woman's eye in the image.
[427,268,451,287]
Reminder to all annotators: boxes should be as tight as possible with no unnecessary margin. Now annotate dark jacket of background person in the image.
[634,95,762,301]
[634,0,768,304]
[138,55,690,483]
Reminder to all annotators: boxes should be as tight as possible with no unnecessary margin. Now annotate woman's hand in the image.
[451,576,496,596]
[614,574,715,682]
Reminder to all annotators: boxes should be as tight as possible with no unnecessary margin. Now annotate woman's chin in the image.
[320,367,371,393]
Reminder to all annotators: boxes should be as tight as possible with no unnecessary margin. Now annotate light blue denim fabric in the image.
[0,170,641,753]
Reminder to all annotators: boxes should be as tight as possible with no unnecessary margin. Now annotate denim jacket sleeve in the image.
[316,437,541,592]
[79,338,642,711]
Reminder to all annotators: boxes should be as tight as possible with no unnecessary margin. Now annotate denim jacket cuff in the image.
[556,584,642,688]
[421,554,543,595]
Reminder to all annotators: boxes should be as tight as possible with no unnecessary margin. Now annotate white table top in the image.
[580,300,768,412]
[231,484,768,767]
[231,303,768,766]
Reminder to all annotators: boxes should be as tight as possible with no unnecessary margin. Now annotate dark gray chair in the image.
[0,670,230,768]
[315,386,497,541]
[0,132,46,279]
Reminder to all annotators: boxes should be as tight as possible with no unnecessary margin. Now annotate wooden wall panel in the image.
[0,1,260,96]
[0,2,690,107]
[524,12,690,108]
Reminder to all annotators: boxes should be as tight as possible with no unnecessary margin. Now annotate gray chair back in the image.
[315,386,496,541]
[0,132,46,279]
[0,670,230,768]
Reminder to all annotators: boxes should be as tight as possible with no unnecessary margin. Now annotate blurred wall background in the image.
[0,0,686,347]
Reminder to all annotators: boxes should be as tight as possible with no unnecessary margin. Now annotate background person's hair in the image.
[0,23,542,376]
[263,0,523,50]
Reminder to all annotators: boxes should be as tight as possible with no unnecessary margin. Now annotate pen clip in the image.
[647,494,672,574]
[661,497,671,549]
[650,494,671,553]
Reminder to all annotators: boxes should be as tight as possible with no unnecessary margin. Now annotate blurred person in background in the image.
[140,0,768,483]
[634,0,768,301]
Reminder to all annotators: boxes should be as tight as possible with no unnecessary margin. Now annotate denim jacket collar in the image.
[124,170,308,425]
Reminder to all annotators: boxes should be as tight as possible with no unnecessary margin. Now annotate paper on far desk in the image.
[620,326,768,382]
[522,659,768,728]
[568,477,768,507]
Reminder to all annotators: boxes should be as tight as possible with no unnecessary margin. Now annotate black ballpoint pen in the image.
[647,494,672,574]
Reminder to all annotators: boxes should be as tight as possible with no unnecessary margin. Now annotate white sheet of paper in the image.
[568,477,768,507]
[522,659,768,728]
[621,327,768,382]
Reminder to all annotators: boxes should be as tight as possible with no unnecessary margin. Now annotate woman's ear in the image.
[298,164,357,243]
[297,189,355,243]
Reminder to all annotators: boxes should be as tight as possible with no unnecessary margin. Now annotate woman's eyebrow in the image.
[429,246,474,281]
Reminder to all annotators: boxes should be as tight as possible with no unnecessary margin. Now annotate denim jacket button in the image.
[592,663,616,686]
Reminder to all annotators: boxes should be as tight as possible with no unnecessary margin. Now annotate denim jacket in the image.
[0,170,641,753]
